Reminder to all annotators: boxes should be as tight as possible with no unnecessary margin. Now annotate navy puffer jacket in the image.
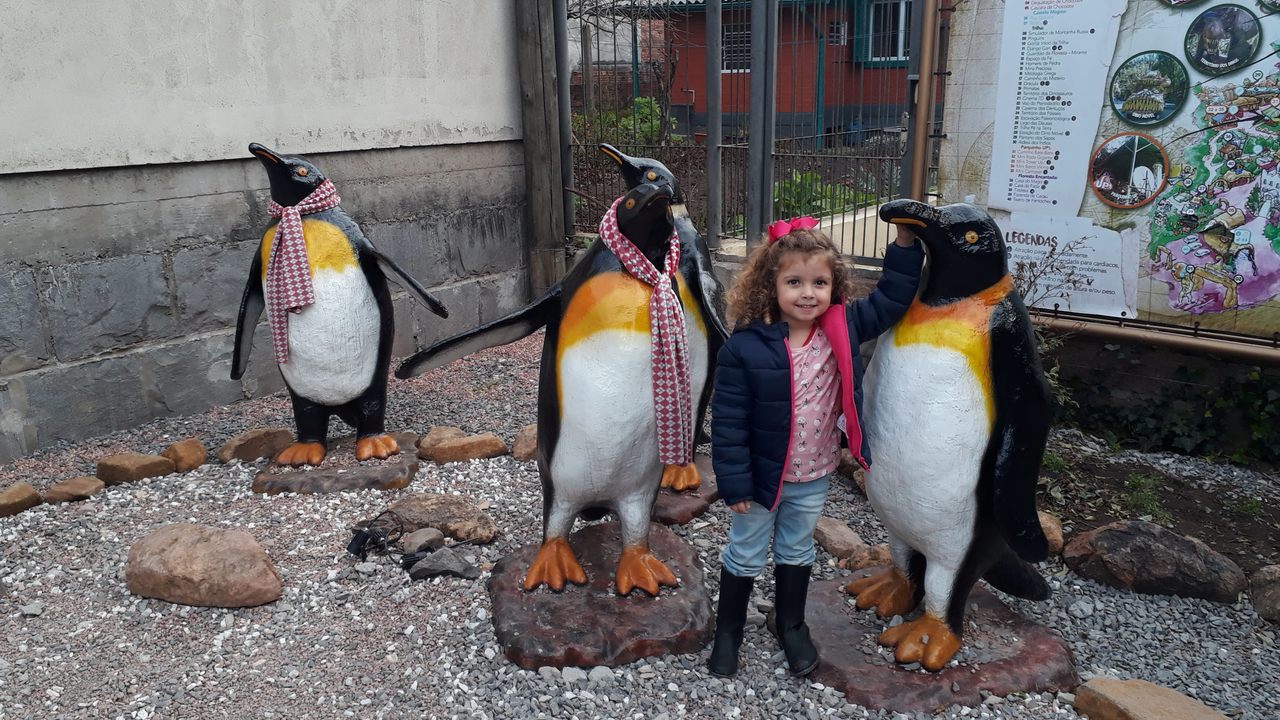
[711,241,924,509]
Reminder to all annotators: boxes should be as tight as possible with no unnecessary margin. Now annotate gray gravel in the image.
[1,333,1277,719]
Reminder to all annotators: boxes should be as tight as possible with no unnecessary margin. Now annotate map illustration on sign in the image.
[1148,63,1280,316]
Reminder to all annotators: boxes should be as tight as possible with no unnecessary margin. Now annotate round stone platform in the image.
[802,571,1079,712]
[488,521,713,668]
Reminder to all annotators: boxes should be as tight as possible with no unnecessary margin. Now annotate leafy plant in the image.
[1042,451,1068,473]
[1122,472,1170,522]
[1229,497,1265,518]
[772,170,874,219]
[571,97,681,146]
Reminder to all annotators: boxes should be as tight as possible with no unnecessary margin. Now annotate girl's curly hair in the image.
[725,228,852,328]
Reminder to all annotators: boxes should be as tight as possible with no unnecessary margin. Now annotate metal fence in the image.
[565,0,942,266]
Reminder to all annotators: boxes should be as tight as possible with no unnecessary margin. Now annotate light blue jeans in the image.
[721,475,830,578]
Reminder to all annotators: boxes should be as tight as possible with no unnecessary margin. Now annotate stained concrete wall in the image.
[0,1,531,462]
[0,0,520,173]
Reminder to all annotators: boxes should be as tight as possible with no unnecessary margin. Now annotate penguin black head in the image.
[600,143,685,205]
[601,144,679,262]
[249,143,327,207]
[879,199,1009,303]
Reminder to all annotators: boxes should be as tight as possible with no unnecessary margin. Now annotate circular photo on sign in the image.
[1259,0,1280,12]
[1183,4,1261,76]
[1158,0,1207,6]
[1090,133,1170,209]
[1110,51,1190,126]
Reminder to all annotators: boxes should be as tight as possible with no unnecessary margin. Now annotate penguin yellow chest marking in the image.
[259,219,359,278]
[892,275,1013,426]
[555,270,706,414]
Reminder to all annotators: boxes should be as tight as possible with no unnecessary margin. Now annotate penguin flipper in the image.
[982,295,1052,562]
[394,284,562,379]
[231,251,265,380]
[369,249,449,319]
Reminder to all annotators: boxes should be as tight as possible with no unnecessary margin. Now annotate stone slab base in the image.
[488,522,713,668]
[803,572,1079,713]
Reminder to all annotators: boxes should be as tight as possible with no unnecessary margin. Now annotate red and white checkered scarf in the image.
[598,195,693,465]
[265,179,341,364]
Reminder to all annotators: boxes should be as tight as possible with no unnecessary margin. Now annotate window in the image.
[723,22,751,72]
[828,20,849,47]
[869,0,911,62]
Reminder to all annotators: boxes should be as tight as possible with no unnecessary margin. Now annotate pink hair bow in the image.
[767,215,819,244]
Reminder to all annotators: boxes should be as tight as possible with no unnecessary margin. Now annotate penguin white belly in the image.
[273,266,381,407]
[863,335,990,557]
[551,306,708,507]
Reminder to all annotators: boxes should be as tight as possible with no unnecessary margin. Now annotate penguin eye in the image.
[624,198,637,210]
[964,230,979,244]
[646,171,658,181]
[295,167,309,177]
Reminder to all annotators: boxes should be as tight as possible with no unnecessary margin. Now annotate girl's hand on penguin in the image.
[893,226,918,248]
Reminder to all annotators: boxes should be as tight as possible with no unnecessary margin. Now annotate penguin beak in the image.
[249,143,283,167]
[634,182,674,212]
[599,143,631,167]
[879,198,935,229]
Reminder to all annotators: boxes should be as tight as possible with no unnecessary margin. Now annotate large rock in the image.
[1073,678,1228,720]
[843,543,893,571]
[1064,520,1246,603]
[428,433,509,464]
[217,428,294,464]
[252,458,417,495]
[488,522,712,668]
[415,426,466,460]
[0,482,42,517]
[408,546,481,580]
[837,450,867,495]
[652,455,719,525]
[125,524,281,608]
[162,438,208,473]
[804,571,1078,712]
[815,517,864,559]
[378,493,499,543]
[512,424,538,462]
[1039,511,1064,555]
[44,476,105,504]
[96,453,175,485]
[1250,565,1280,624]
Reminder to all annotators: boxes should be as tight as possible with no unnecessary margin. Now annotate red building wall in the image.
[664,8,911,120]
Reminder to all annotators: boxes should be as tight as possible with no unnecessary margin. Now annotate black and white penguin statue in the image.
[846,199,1052,671]
[231,143,448,466]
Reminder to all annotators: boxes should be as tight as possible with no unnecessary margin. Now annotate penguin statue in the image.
[231,143,449,466]
[396,144,729,595]
[846,199,1052,671]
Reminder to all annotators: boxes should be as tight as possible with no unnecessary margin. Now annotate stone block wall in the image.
[0,141,530,462]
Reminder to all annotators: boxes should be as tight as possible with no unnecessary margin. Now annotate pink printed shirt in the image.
[786,326,842,482]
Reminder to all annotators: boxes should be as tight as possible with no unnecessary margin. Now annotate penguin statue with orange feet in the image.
[847,199,1052,671]
[231,143,448,466]
[396,145,727,595]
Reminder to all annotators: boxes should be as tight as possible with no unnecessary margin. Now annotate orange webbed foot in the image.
[877,612,961,671]
[355,434,400,461]
[523,537,587,592]
[615,545,678,596]
[845,567,918,618]
[660,463,701,492]
[275,442,326,466]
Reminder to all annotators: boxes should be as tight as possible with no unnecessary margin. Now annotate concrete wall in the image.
[0,0,520,173]
[0,2,531,462]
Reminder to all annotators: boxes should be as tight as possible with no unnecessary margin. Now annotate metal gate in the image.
[560,0,947,265]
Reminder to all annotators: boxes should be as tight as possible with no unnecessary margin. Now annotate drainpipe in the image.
[907,0,940,200]
[1035,312,1280,364]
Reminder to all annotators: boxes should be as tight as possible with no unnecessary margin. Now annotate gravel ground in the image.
[1,332,1277,719]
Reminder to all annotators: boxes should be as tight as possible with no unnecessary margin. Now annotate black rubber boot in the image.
[707,568,755,677]
[775,563,818,676]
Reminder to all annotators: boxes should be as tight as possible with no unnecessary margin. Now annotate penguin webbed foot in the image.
[275,442,327,467]
[523,537,587,592]
[660,463,701,492]
[845,567,918,618]
[615,545,678,596]
[355,434,400,461]
[877,612,961,672]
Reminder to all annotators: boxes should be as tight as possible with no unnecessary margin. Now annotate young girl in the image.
[707,217,922,678]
